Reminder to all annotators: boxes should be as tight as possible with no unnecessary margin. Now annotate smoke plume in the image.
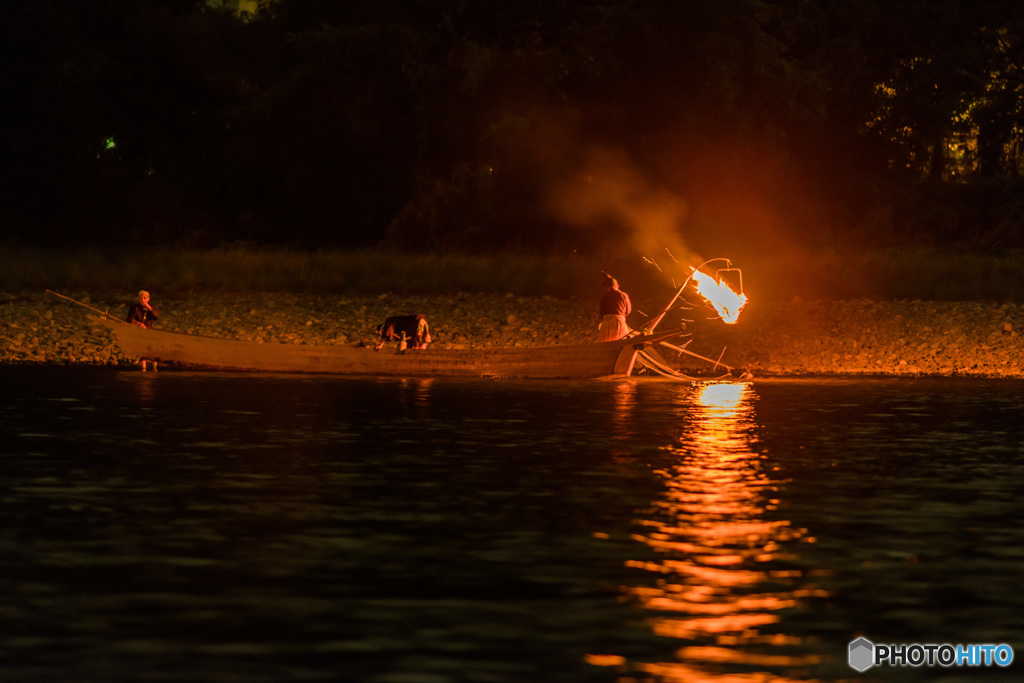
[545,144,700,281]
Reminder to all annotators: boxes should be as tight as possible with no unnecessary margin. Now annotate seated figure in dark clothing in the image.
[126,289,160,371]
[375,314,431,350]
[126,290,159,329]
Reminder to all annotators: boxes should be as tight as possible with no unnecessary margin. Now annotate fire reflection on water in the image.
[623,382,826,681]
[609,380,640,452]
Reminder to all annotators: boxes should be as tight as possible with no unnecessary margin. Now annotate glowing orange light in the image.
[614,382,823,681]
[690,270,747,324]
[584,653,626,667]
[696,382,745,410]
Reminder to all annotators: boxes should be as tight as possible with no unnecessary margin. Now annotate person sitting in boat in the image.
[126,290,160,329]
[126,289,160,371]
[596,273,632,342]
[375,314,431,350]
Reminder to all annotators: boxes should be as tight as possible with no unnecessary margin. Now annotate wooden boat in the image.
[90,315,680,379]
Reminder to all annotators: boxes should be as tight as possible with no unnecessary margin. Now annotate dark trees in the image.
[2,0,1023,251]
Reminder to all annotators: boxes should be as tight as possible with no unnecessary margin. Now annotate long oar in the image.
[46,289,129,324]
[627,274,696,339]
[635,280,690,334]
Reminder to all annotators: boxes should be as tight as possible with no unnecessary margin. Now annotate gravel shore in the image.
[3,290,1022,378]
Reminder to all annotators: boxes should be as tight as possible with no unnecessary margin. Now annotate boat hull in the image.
[92,316,677,379]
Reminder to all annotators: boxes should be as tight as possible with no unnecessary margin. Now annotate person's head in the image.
[602,274,618,290]
[138,290,150,304]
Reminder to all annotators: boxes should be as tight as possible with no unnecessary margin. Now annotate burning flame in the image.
[690,270,748,324]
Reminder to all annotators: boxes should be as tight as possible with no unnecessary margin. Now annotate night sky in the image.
[2,0,1023,256]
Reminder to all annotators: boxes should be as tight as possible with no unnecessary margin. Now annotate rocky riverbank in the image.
[2,290,1022,378]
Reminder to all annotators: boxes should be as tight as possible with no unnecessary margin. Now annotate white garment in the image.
[596,314,630,342]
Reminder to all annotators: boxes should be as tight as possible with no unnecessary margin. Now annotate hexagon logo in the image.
[849,637,875,672]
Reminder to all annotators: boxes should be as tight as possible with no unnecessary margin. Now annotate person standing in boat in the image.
[126,289,160,371]
[375,314,431,350]
[596,273,631,342]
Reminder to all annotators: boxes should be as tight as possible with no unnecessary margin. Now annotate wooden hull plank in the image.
[91,316,677,379]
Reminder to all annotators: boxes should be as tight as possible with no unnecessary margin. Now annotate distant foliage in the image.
[2,0,1023,252]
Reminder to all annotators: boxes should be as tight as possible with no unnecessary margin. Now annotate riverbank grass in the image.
[3,245,1024,302]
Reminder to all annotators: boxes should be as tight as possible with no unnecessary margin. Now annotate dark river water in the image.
[1,367,1022,682]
